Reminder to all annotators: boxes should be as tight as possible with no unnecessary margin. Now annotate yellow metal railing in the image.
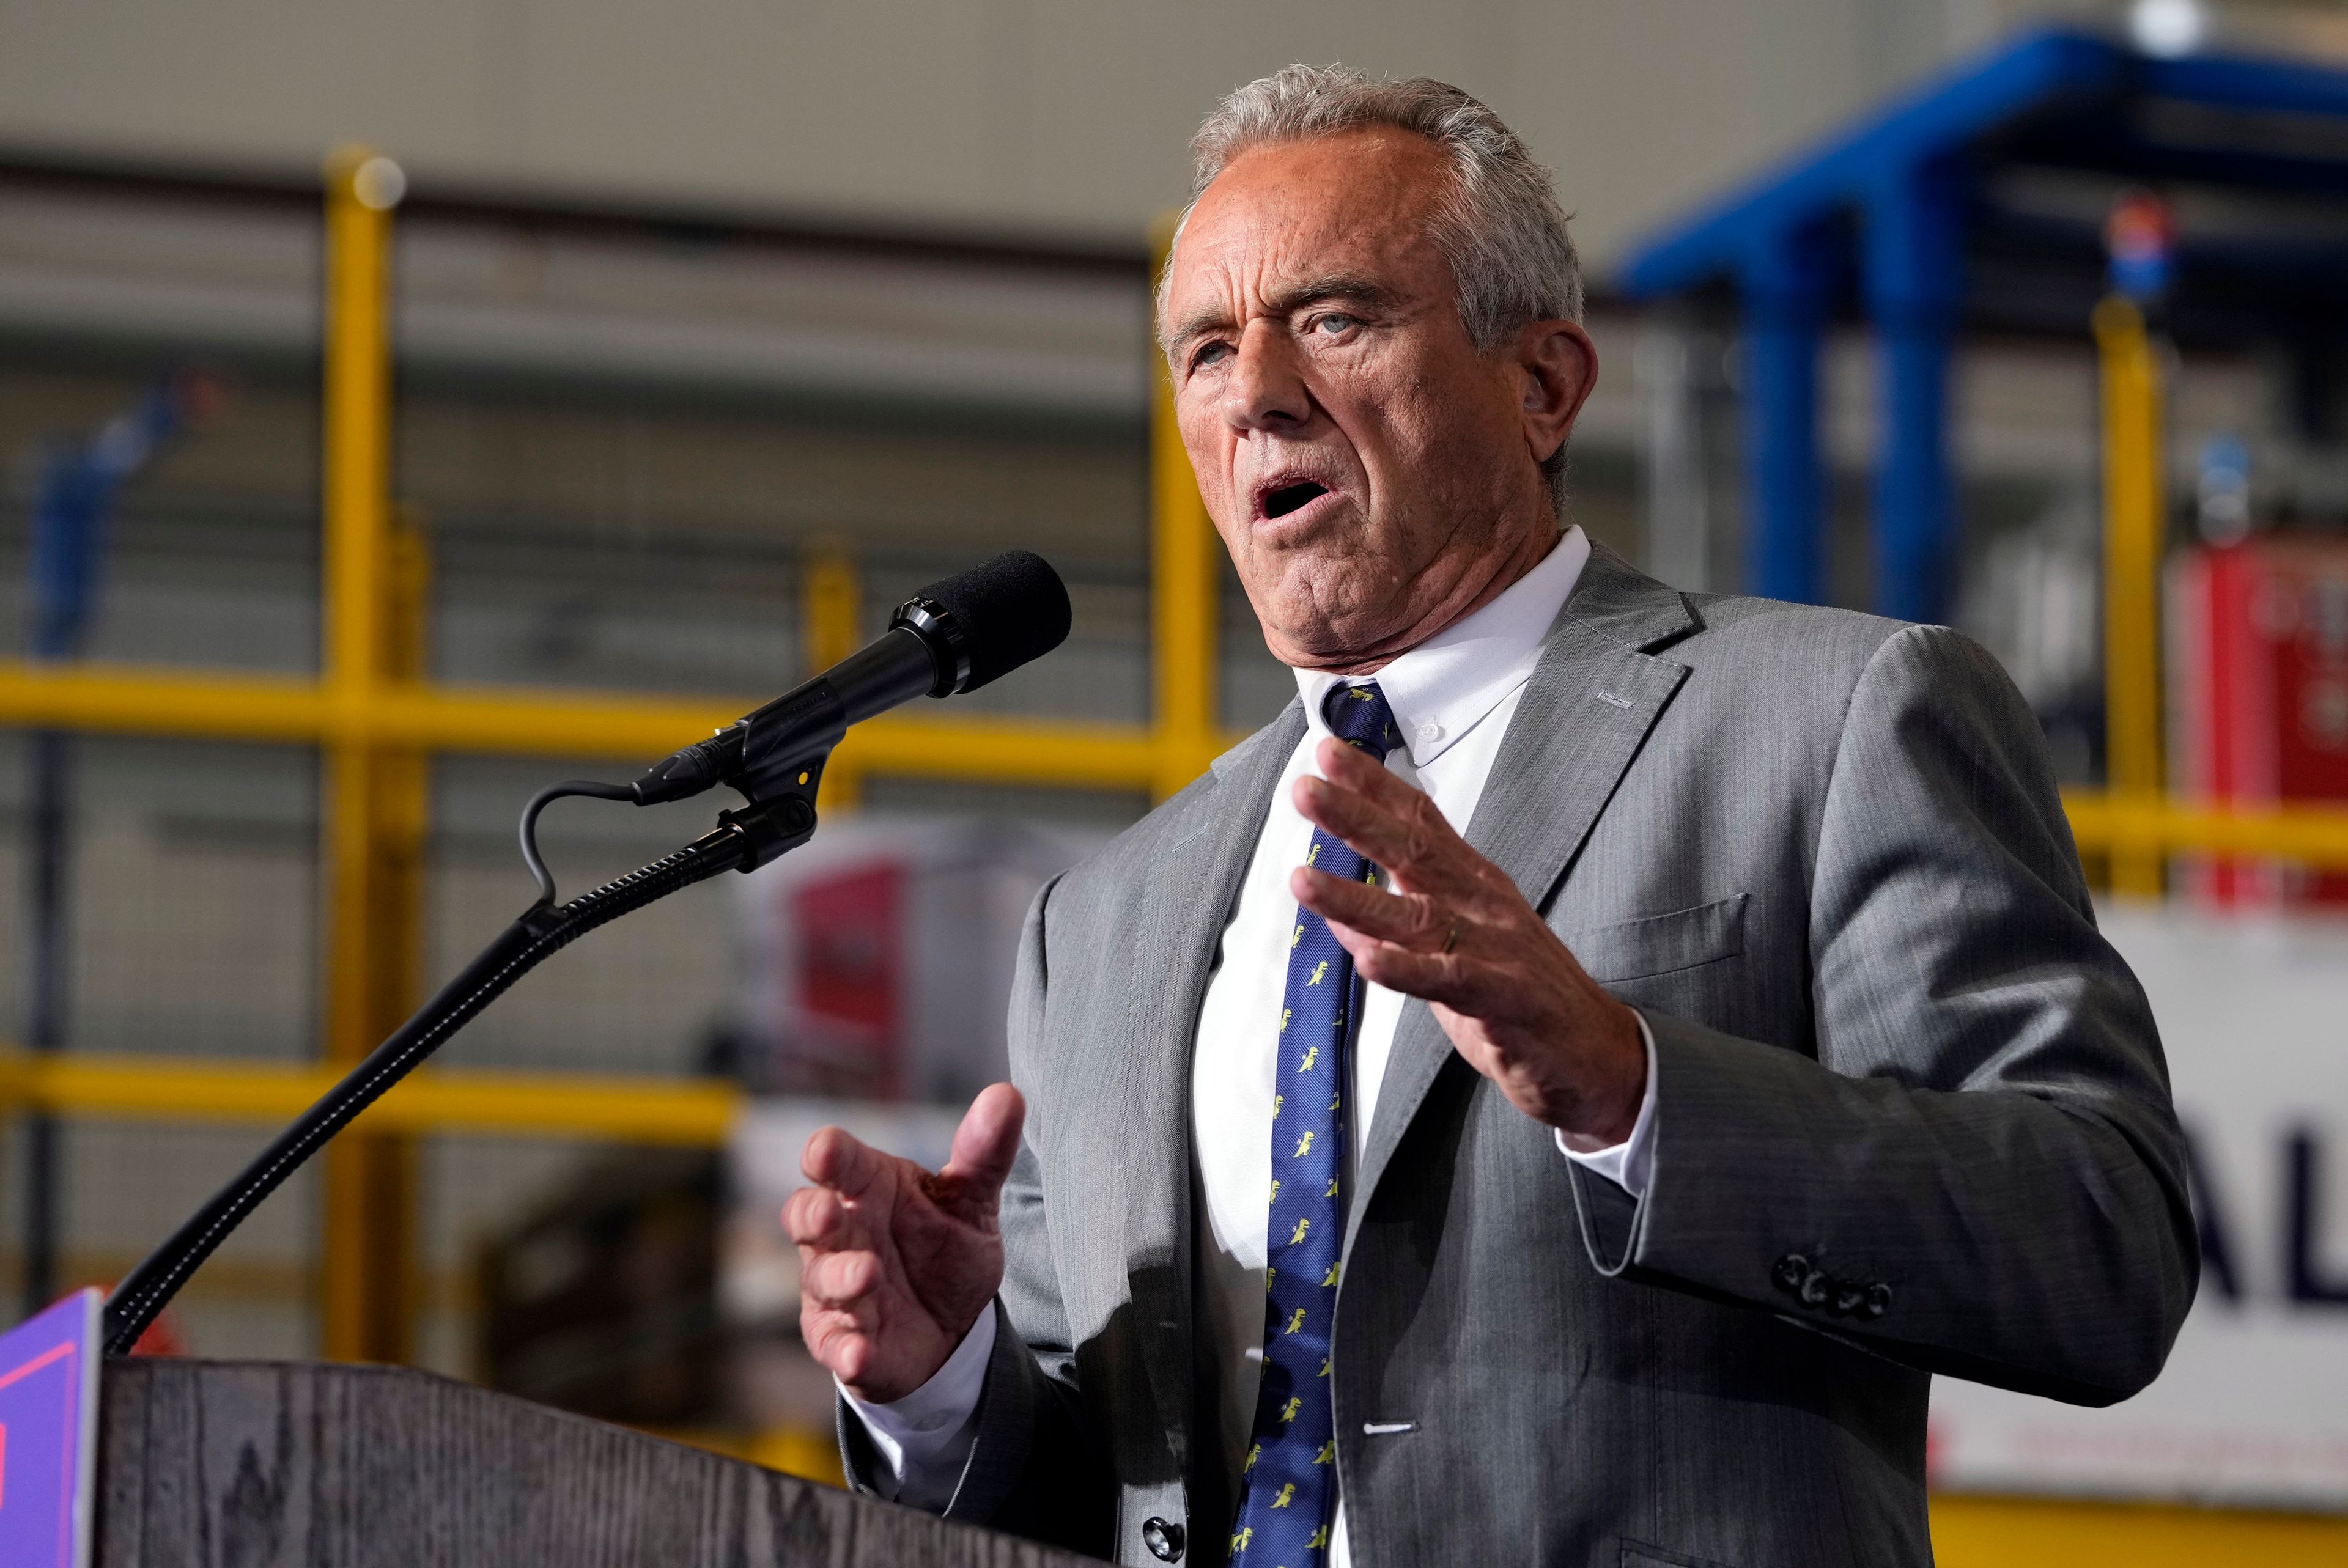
[2064,790,2348,870]
[317,149,421,1361]
[12,160,2348,1369]
[2076,292,2348,888]
[0,169,1236,1358]
[7,154,2348,1564]
[0,1048,742,1147]
[2094,296,2169,897]
[0,663,1168,784]
[1149,212,1227,798]
[1932,1495,2348,1566]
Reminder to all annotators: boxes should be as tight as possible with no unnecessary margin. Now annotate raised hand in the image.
[1291,736,1645,1148]
[784,1081,1025,1403]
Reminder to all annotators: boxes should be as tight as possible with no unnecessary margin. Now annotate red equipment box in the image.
[2170,536,2348,907]
[733,814,1107,1102]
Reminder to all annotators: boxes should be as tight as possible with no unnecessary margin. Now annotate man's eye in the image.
[1191,340,1233,370]
[1312,314,1360,336]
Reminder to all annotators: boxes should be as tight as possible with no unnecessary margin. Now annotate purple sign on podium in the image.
[0,1289,100,1568]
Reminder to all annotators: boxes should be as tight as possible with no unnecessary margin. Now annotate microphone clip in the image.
[628,679,847,810]
[717,778,821,872]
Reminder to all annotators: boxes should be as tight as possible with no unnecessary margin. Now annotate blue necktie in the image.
[1228,681,1398,1566]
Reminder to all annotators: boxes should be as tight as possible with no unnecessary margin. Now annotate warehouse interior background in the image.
[4,0,2348,1562]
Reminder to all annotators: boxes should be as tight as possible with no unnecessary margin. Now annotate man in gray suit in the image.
[786,66,2196,1568]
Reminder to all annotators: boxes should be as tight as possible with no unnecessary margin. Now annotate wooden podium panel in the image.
[96,1360,1105,1568]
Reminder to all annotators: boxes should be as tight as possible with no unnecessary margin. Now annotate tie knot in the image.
[1321,681,1398,760]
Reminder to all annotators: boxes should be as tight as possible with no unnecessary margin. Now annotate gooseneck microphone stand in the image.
[99,770,823,1357]
[101,548,1071,1356]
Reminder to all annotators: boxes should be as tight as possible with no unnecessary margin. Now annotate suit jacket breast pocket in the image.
[1560,893,1748,984]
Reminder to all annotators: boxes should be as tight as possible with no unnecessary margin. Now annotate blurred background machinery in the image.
[3,2,2348,1564]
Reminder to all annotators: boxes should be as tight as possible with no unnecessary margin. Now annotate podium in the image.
[95,1359,1107,1567]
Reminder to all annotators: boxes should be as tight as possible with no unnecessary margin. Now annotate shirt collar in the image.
[1294,525,1590,768]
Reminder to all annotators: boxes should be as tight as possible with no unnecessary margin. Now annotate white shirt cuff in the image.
[836,1299,995,1509]
[1555,1010,1659,1196]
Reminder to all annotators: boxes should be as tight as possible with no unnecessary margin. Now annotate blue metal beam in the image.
[1737,224,1837,604]
[2139,51,2348,118]
[1619,24,2348,622]
[1864,162,1966,624]
[1622,30,2117,298]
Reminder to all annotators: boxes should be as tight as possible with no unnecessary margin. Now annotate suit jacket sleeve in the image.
[1568,622,2199,1405]
[849,872,1117,1555]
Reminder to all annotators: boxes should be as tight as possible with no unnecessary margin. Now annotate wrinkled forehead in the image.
[1164,130,1455,336]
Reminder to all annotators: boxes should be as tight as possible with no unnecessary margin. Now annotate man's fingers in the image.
[938,1081,1025,1202]
[1293,866,1447,948]
[802,1247,884,1309]
[1318,734,1441,818]
[802,1308,879,1385]
[1296,740,1466,888]
[1294,775,1421,876]
[1332,924,1478,1006]
[783,1184,857,1250]
[800,1124,888,1198]
[1317,732,1415,798]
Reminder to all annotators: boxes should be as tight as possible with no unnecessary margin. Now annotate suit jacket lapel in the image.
[1346,545,1696,1255]
[1121,701,1306,1473]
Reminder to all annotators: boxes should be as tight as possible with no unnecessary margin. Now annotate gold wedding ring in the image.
[1442,916,1460,955]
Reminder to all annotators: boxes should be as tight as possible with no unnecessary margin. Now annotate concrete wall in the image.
[0,0,2043,271]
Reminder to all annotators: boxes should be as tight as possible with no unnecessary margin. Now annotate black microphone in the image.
[632,549,1071,807]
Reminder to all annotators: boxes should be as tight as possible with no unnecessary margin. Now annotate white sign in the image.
[1929,902,2348,1507]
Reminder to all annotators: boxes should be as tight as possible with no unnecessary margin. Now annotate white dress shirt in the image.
[844,526,1661,1558]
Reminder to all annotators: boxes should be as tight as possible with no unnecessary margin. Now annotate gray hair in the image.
[1161,64,1584,502]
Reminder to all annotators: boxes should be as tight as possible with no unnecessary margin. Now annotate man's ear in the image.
[1517,320,1597,465]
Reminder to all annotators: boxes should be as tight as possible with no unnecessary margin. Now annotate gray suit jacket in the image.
[841,545,2198,1568]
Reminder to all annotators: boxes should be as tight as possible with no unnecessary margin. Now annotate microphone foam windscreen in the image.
[918,550,1072,691]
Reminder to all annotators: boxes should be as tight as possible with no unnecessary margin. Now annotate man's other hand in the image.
[785,1082,1024,1403]
[1293,737,1645,1148]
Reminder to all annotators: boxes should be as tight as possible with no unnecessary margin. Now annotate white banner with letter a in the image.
[1929,903,2348,1507]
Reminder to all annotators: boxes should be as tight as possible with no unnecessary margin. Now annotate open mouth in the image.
[1261,479,1329,520]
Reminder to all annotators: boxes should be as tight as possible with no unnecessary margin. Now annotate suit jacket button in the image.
[1861,1283,1894,1320]
[1798,1269,1831,1308]
[1771,1253,1809,1294]
[1143,1517,1186,1562]
[1830,1281,1865,1316]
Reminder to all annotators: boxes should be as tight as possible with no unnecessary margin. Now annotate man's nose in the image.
[1222,326,1313,434]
